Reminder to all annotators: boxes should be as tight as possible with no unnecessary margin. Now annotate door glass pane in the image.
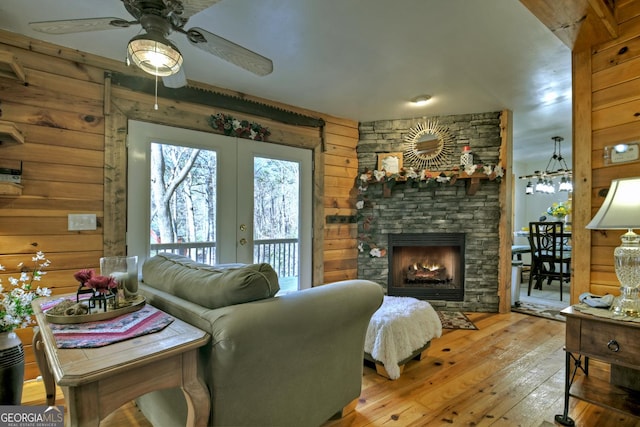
[149,142,217,264]
[253,157,300,292]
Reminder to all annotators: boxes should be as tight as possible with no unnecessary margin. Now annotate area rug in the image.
[49,305,174,348]
[436,311,478,330]
[512,301,566,322]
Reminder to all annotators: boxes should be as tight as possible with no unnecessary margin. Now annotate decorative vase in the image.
[0,331,25,405]
[100,256,139,307]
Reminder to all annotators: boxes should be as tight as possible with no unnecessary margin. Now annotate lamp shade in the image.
[586,176,640,229]
[127,32,183,77]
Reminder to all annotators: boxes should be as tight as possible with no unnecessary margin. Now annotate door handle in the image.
[240,224,247,232]
[239,238,247,246]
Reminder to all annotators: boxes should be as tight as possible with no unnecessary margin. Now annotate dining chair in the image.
[527,221,571,300]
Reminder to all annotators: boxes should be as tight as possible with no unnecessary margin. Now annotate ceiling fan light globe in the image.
[128,33,183,77]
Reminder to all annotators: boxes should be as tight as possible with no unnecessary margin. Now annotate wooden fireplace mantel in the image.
[361,169,502,197]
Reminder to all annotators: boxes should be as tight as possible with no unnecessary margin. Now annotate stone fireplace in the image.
[356,112,502,312]
[388,233,465,301]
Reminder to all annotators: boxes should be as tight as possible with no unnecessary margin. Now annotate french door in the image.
[127,120,312,290]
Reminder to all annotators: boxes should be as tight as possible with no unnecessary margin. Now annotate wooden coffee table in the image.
[32,296,210,427]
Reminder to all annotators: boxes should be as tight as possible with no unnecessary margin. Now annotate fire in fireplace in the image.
[406,258,450,284]
[388,233,465,301]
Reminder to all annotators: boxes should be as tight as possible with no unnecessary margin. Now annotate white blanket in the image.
[364,295,443,379]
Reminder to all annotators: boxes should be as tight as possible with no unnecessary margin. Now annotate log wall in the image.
[523,0,640,300]
[0,29,358,380]
[587,2,640,295]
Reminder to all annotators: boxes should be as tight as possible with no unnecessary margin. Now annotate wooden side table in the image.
[555,305,640,426]
[32,296,211,427]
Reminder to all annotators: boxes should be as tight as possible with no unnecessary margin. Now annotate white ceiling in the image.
[0,0,572,162]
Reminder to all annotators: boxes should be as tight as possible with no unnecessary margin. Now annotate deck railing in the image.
[150,238,299,279]
[253,238,298,279]
[150,242,217,265]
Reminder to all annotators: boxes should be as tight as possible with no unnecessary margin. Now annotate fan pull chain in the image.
[154,68,159,110]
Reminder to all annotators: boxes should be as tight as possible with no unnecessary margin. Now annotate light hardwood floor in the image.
[517,273,571,308]
[22,311,640,427]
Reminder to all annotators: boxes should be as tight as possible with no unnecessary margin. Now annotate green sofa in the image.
[136,253,384,426]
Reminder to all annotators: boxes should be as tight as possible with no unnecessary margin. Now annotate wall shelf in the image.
[0,50,26,82]
[0,118,25,196]
[0,182,23,197]
[0,120,25,146]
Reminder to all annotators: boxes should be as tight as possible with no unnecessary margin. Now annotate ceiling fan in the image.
[29,0,273,88]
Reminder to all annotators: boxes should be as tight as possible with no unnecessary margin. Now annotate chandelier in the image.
[519,136,572,195]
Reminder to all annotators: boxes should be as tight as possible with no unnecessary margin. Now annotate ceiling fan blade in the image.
[187,27,273,76]
[179,0,223,19]
[29,17,134,34]
[162,67,188,88]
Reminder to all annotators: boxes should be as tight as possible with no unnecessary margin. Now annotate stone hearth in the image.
[356,112,502,312]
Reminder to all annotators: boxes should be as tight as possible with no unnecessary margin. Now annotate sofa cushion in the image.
[142,253,280,309]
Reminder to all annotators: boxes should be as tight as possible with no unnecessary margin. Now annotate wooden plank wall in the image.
[588,0,640,295]
[323,123,359,283]
[0,34,107,381]
[523,0,640,300]
[0,29,358,380]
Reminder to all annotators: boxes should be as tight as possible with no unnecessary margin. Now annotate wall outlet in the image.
[68,214,97,231]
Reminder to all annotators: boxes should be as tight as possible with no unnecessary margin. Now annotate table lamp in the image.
[586,176,640,316]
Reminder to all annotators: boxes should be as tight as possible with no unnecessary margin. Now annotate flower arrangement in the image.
[546,201,571,219]
[74,269,117,295]
[73,269,94,285]
[0,251,52,333]
[208,113,271,141]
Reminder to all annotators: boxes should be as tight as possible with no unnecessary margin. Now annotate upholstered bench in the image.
[364,295,442,380]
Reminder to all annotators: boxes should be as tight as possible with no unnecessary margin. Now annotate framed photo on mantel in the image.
[377,152,403,174]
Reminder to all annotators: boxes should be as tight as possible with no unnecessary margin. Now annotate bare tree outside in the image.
[150,143,203,243]
[253,157,299,240]
[149,143,301,281]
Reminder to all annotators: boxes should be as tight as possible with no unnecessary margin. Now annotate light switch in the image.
[68,214,97,231]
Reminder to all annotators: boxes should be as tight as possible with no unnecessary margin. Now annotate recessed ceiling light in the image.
[410,95,432,106]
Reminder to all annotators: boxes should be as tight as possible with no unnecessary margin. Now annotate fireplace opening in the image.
[388,233,465,301]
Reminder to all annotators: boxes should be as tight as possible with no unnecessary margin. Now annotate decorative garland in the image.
[355,177,386,258]
[359,164,503,188]
[208,113,271,141]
